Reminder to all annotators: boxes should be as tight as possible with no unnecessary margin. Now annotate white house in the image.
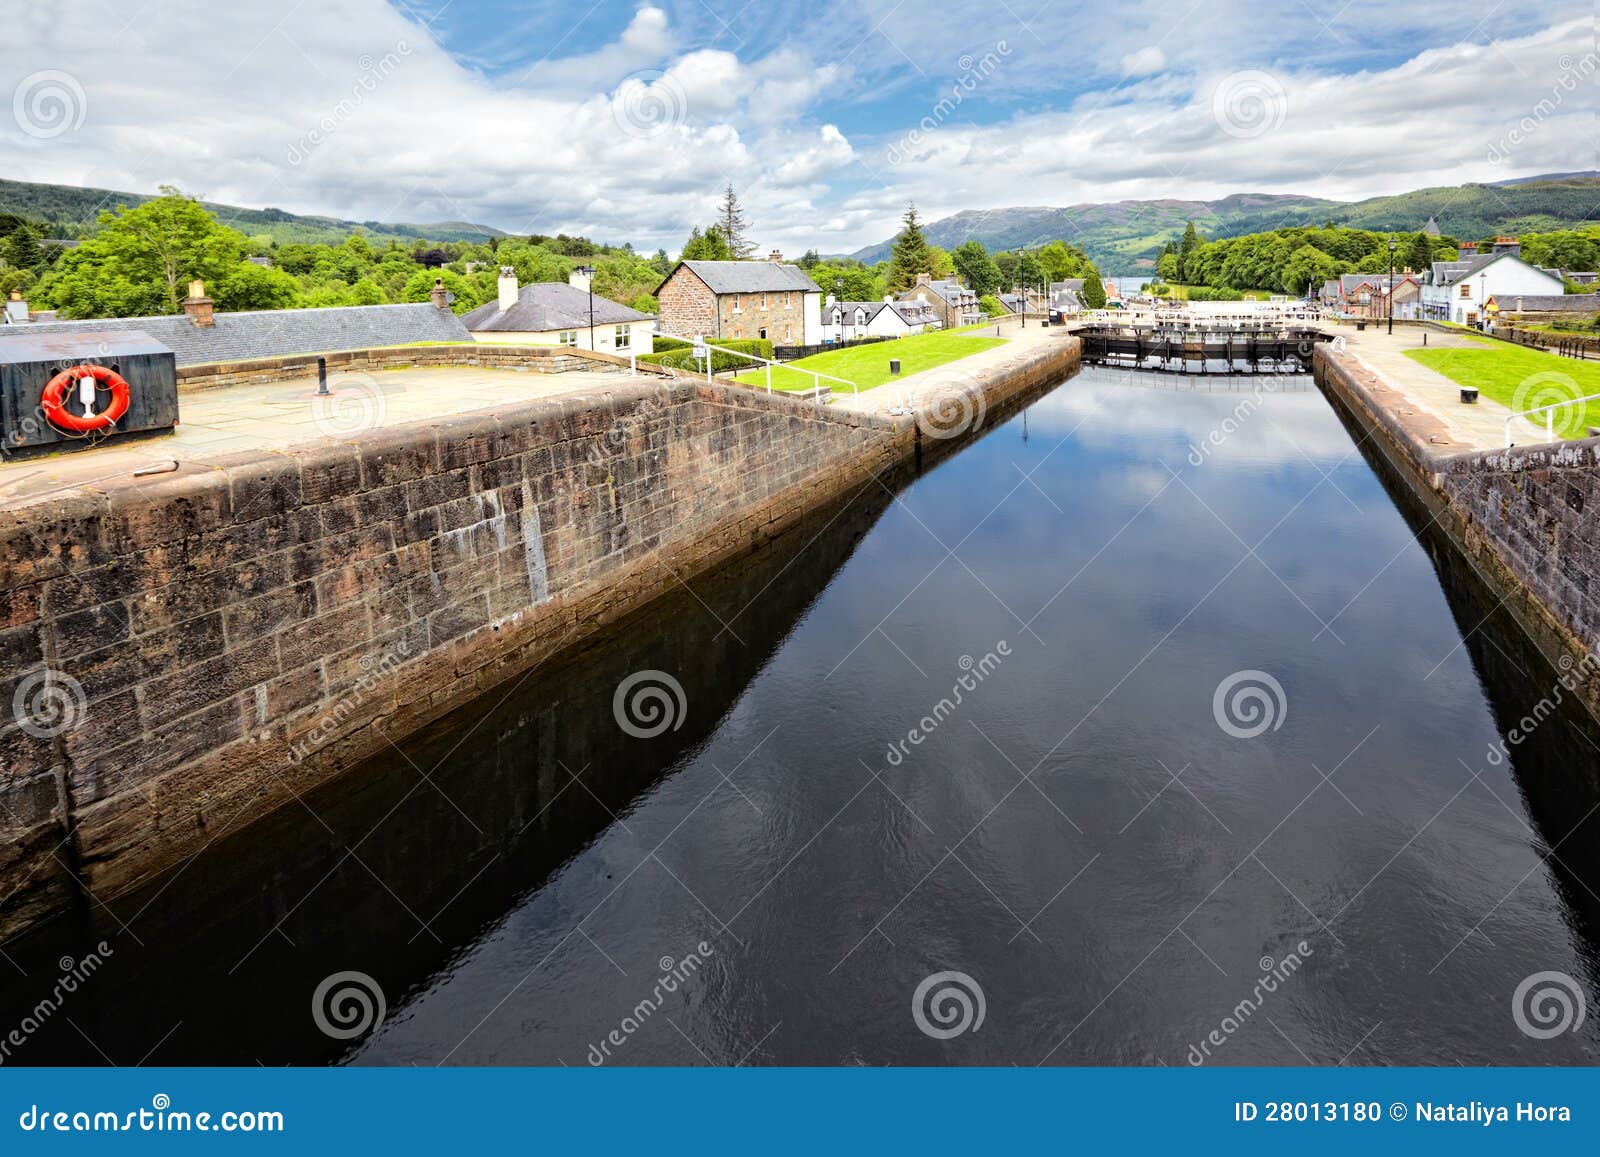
[460,267,656,354]
[1420,241,1565,325]
[820,297,938,342]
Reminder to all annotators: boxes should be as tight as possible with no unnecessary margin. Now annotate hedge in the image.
[639,337,774,373]
[651,335,692,352]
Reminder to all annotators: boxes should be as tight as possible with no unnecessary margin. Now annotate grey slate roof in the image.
[461,282,651,333]
[1422,216,1441,237]
[665,261,821,295]
[1492,294,1600,313]
[0,303,471,367]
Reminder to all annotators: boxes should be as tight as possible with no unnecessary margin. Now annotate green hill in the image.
[850,174,1600,274]
[0,178,507,246]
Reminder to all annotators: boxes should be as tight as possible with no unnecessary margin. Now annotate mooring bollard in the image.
[316,356,329,396]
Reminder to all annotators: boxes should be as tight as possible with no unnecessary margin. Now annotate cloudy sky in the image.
[2,1,1593,254]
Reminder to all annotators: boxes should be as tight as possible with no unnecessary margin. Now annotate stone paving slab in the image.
[0,364,646,504]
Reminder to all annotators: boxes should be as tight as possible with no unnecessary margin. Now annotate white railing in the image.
[1505,392,1600,446]
[664,334,858,398]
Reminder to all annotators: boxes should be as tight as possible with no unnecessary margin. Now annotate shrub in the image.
[651,335,691,352]
[638,337,773,373]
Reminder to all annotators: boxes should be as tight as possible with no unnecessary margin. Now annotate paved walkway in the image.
[1329,323,1545,451]
[0,364,644,505]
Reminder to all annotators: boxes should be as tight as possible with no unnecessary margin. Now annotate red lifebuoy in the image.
[41,364,131,433]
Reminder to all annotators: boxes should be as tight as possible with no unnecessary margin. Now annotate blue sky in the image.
[2,1,1593,253]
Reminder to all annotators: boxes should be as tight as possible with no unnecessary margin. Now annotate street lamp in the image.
[1479,273,1488,331]
[578,265,596,349]
[1386,236,1397,336]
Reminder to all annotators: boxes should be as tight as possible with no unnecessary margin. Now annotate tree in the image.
[1402,231,1432,275]
[32,187,247,318]
[217,262,301,311]
[886,204,936,291]
[4,227,42,270]
[718,183,753,259]
[680,225,734,262]
[1280,244,1344,297]
[1035,240,1092,282]
[1176,221,1201,283]
[1156,251,1179,281]
[797,249,820,270]
[811,263,879,302]
[1081,271,1107,309]
[951,240,1002,296]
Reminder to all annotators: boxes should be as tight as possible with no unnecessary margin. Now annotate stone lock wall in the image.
[0,332,1083,936]
[0,379,909,931]
[1313,346,1600,722]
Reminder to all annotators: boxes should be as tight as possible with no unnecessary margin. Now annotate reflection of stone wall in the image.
[1314,347,1600,722]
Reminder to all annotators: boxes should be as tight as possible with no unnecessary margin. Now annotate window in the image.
[732,294,742,312]
[759,327,768,340]
[1460,284,1472,298]
[558,330,577,347]
[785,324,792,341]
[762,293,769,310]
[614,325,630,350]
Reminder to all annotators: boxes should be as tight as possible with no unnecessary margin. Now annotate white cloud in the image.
[1121,46,1167,76]
[771,124,855,187]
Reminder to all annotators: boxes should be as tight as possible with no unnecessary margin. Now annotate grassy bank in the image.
[1404,343,1600,437]
[733,327,1006,393]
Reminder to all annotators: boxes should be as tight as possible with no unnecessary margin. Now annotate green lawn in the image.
[1404,343,1600,438]
[732,328,1006,394]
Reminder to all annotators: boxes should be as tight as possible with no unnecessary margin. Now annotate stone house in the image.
[460,267,655,354]
[654,258,823,345]
[894,274,981,329]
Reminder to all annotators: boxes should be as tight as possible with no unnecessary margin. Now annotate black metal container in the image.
[0,329,178,452]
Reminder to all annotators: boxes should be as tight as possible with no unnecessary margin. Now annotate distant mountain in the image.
[0,178,507,245]
[850,174,1600,274]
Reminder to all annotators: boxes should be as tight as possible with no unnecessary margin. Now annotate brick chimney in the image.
[3,290,28,325]
[914,272,932,286]
[429,277,449,309]
[1458,242,1477,255]
[182,279,215,327]
[768,249,783,263]
[568,266,593,292]
[498,266,519,312]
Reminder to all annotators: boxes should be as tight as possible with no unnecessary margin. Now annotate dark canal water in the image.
[5,366,1600,1066]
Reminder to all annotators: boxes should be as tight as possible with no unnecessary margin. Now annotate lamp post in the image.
[578,265,596,350]
[1479,273,1487,330]
[1386,237,1397,336]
